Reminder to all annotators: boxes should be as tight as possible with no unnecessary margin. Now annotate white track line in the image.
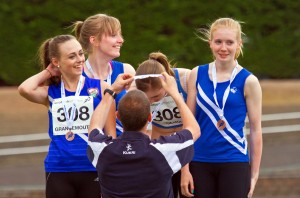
[0,146,48,156]
[245,124,300,134]
[261,112,300,121]
[0,133,48,143]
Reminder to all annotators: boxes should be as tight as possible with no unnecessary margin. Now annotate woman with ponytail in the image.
[18,34,116,198]
[71,13,135,137]
[135,51,191,198]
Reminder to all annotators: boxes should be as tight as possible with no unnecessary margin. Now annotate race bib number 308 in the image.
[51,96,94,136]
[150,95,183,128]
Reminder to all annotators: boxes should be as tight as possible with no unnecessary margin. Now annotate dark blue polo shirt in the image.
[87,129,194,198]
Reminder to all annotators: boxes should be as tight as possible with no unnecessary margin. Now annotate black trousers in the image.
[172,170,182,198]
[45,171,101,198]
[189,162,250,198]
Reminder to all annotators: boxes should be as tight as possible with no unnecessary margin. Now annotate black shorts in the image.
[189,162,250,198]
[45,171,101,198]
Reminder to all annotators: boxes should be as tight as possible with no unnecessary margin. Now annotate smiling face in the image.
[53,39,85,77]
[209,27,241,64]
[96,30,123,59]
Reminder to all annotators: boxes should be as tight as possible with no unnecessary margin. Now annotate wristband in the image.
[104,88,117,99]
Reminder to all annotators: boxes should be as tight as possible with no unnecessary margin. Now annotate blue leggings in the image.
[189,162,250,198]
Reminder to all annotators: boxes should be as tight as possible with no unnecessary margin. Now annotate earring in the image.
[57,65,60,68]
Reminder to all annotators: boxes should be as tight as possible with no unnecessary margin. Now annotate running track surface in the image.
[0,83,300,188]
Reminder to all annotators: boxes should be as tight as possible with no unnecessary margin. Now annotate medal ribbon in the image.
[212,61,238,120]
[61,75,84,131]
[85,59,112,85]
[196,94,247,153]
[197,83,245,143]
[134,74,163,80]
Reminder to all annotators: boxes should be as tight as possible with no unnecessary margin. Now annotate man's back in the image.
[87,129,194,198]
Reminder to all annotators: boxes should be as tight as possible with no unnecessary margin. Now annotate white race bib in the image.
[150,95,182,128]
[52,96,94,135]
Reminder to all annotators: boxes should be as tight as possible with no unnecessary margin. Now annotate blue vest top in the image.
[174,68,187,100]
[193,64,251,163]
[83,60,126,136]
[46,77,102,172]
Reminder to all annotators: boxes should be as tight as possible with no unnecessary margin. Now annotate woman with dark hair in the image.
[18,34,115,198]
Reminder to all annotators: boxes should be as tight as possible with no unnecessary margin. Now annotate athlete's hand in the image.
[46,63,61,77]
[247,177,258,198]
[159,72,179,97]
[111,74,134,94]
[181,168,195,197]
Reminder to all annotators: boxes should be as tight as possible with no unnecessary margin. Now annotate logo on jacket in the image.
[123,143,136,155]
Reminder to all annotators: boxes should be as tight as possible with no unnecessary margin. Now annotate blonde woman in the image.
[72,13,135,136]
[181,18,262,198]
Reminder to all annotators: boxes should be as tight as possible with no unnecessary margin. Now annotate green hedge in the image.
[1,0,299,85]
